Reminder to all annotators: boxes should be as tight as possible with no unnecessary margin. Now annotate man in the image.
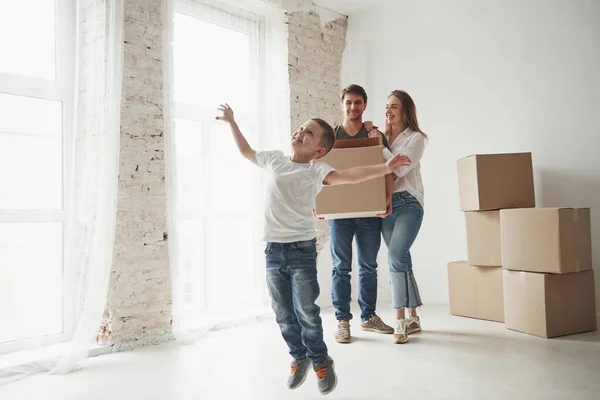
[329,84,394,343]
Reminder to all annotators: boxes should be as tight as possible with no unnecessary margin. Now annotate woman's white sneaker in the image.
[406,316,421,334]
[394,319,409,344]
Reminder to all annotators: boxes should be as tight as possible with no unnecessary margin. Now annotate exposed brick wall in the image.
[286,11,348,130]
[106,0,174,351]
[285,10,348,253]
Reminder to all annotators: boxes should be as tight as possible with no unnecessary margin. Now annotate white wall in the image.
[342,0,600,310]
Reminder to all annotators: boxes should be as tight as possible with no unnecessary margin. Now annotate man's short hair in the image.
[340,84,368,103]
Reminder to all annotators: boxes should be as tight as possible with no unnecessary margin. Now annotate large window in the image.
[0,0,75,354]
[170,1,264,321]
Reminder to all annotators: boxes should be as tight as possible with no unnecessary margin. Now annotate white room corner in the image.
[341,0,600,313]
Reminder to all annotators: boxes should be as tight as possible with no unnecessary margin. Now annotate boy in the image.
[215,103,410,395]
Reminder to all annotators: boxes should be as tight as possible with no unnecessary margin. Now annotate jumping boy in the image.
[215,103,410,395]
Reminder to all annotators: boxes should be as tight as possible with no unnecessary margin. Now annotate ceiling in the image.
[313,0,388,16]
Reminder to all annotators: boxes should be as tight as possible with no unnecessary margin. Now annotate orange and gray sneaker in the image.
[406,316,422,334]
[314,356,337,395]
[360,314,394,334]
[394,319,409,344]
[287,357,310,389]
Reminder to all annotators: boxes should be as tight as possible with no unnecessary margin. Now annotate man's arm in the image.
[323,154,410,186]
[216,103,257,165]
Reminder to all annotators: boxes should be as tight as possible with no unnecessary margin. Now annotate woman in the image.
[369,90,427,344]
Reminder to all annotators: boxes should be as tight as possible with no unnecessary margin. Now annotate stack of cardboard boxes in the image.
[448,153,535,324]
[501,207,596,337]
[449,152,597,338]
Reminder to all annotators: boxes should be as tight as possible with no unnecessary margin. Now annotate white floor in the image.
[1,305,599,400]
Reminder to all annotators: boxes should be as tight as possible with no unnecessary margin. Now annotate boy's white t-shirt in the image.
[256,150,335,243]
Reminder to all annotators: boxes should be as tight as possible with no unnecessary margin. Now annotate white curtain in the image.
[163,0,291,342]
[0,0,123,385]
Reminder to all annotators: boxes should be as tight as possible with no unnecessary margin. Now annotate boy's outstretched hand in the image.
[385,153,411,173]
[216,103,235,123]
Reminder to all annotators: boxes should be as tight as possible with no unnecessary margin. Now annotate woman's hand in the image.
[377,199,393,218]
[368,129,381,139]
[312,209,325,221]
[365,120,380,138]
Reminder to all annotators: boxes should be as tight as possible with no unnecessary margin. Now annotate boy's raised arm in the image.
[323,153,410,186]
[216,103,258,166]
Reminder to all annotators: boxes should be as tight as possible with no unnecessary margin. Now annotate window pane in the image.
[0,93,62,137]
[174,119,202,158]
[173,13,251,113]
[205,219,254,308]
[0,222,63,344]
[171,9,261,319]
[0,92,63,209]
[174,119,203,210]
[0,0,56,80]
[208,123,254,213]
[178,218,206,312]
[0,134,62,210]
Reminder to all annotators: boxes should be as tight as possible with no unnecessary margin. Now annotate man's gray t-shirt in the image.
[334,123,391,150]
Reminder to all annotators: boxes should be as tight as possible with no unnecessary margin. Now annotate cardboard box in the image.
[447,261,504,322]
[501,208,592,274]
[465,211,502,266]
[503,269,597,338]
[457,153,535,211]
[315,138,386,219]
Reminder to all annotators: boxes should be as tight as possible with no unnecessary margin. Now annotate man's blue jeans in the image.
[329,217,382,321]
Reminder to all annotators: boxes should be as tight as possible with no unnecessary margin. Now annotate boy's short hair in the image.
[340,84,368,103]
[311,118,335,157]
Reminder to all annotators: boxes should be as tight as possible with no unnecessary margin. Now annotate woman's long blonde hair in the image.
[385,90,428,140]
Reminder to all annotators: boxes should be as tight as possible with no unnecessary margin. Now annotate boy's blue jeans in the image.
[265,239,328,365]
[329,217,381,321]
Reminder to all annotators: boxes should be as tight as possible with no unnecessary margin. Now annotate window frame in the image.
[0,0,76,355]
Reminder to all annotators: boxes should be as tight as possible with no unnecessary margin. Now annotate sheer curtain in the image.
[163,0,291,341]
[0,0,123,385]
[53,0,123,374]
